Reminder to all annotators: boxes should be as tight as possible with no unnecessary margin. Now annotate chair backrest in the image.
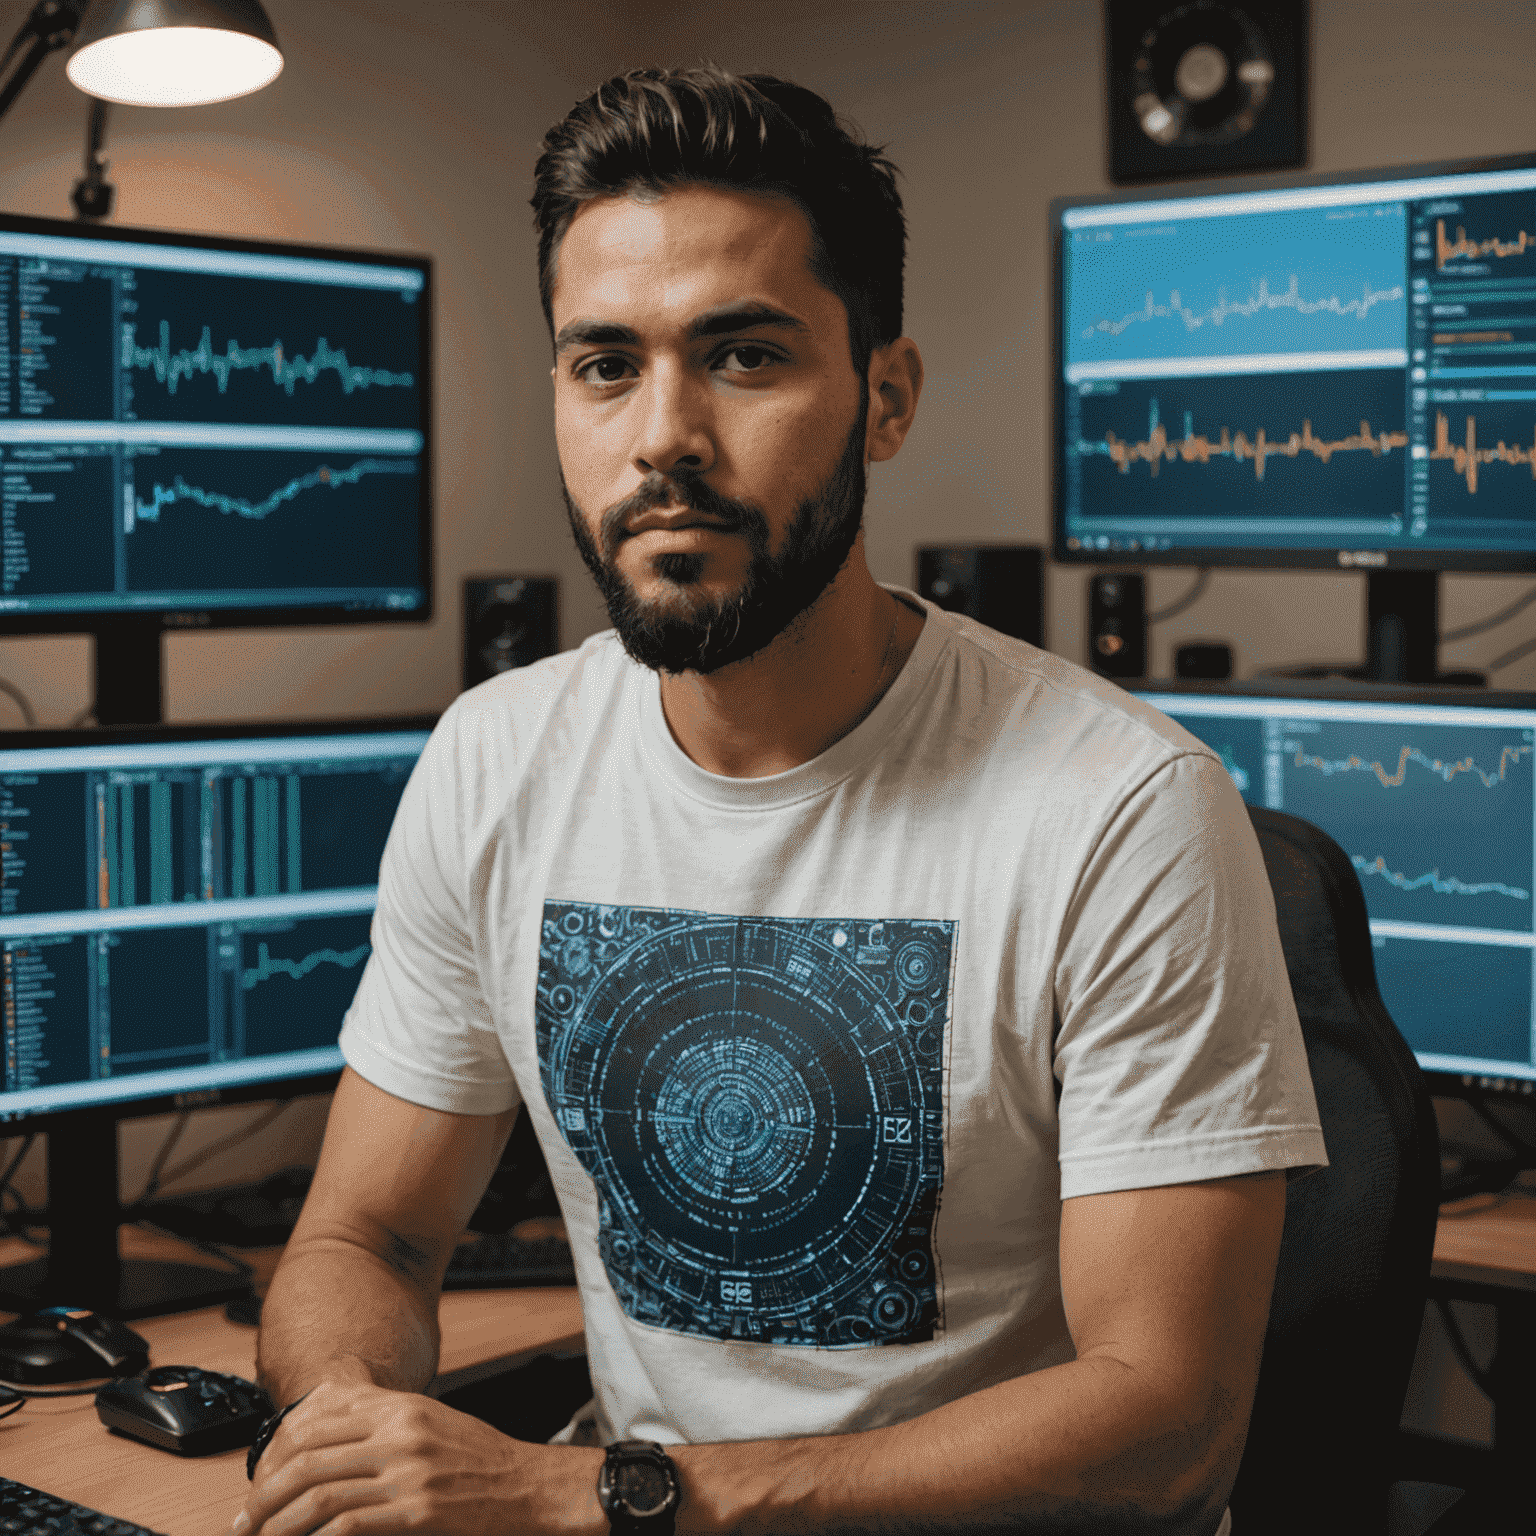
[1230,808,1441,1536]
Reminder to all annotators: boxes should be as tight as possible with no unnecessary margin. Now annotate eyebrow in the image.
[553,302,809,354]
[553,319,640,353]
[686,303,810,340]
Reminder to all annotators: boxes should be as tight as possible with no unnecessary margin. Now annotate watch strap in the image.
[246,1390,311,1479]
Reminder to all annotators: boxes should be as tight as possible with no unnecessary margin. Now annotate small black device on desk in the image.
[441,1225,577,1290]
[0,1476,169,1536]
[95,1365,273,1456]
[0,1307,149,1385]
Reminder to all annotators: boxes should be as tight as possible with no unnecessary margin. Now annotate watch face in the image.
[615,1459,673,1517]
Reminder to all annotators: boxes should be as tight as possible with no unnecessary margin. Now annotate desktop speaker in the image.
[1088,572,1147,678]
[1105,0,1308,184]
[463,577,559,690]
[915,546,1044,646]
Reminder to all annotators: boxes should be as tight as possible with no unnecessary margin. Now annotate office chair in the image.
[1229,807,1459,1536]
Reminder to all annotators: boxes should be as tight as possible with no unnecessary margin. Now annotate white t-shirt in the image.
[340,591,1325,1455]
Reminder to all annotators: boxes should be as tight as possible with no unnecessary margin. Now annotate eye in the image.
[717,344,779,373]
[576,354,635,386]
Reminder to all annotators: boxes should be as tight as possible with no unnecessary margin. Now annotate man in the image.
[241,67,1324,1536]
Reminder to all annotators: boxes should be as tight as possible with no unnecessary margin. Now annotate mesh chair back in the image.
[1230,808,1440,1536]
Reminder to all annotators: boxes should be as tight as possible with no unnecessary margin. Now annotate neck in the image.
[655,540,924,778]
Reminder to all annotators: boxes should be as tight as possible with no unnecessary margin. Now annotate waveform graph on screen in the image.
[1278,718,1536,934]
[119,266,422,430]
[124,447,421,597]
[227,909,372,1059]
[1418,189,1536,279]
[1071,369,1408,528]
[1424,408,1536,531]
[1064,203,1407,368]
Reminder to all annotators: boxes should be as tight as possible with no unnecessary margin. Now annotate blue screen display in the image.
[0,223,428,618]
[1137,689,1536,1086]
[1058,162,1536,562]
[0,726,430,1122]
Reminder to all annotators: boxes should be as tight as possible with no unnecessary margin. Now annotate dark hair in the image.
[531,66,906,375]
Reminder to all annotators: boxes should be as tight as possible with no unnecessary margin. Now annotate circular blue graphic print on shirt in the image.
[536,905,953,1348]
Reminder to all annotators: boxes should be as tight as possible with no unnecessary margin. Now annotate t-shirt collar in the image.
[635,585,949,811]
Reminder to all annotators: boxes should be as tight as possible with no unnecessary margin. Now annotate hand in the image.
[232,1376,606,1536]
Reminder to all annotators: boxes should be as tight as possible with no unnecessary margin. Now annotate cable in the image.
[1463,1096,1536,1159]
[1432,1296,1496,1402]
[1484,631,1536,675]
[131,1112,190,1208]
[0,1379,115,1399]
[0,1133,36,1235]
[0,1396,21,1420]
[133,1217,255,1280]
[130,1099,294,1210]
[1442,583,1536,644]
[1146,568,1210,625]
[0,676,36,728]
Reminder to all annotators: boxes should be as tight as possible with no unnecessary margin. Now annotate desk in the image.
[6,1200,1529,1533]
[1429,1190,1536,1503]
[0,1233,584,1536]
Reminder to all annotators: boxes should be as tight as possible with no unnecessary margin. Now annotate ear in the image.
[864,338,924,464]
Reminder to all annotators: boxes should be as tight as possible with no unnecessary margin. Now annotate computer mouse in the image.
[95,1366,274,1456]
[0,1307,150,1385]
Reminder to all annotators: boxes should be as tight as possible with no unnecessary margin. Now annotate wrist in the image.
[670,1438,822,1536]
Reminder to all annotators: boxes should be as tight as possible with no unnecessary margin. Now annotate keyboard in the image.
[441,1227,576,1290]
[0,1476,168,1536]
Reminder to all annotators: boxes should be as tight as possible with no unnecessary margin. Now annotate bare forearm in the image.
[672,1354,1232,1536]
[255,1232,442,1406]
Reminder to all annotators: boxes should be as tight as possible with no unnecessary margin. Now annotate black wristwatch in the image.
[246,1391,310,1479]
[597,1439,681,1535]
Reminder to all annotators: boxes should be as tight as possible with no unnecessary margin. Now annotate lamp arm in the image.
[0,0,90,124]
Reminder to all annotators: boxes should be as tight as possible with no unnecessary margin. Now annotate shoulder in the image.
[405,630,638,828]
[914,606,1221,800]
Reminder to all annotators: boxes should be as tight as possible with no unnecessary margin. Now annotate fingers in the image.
[239,1476,386,1536]
[256,1381,380,1484]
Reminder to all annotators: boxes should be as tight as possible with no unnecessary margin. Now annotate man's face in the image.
[550,184,870,674]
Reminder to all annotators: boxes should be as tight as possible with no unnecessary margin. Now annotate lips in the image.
[623,508,739,536]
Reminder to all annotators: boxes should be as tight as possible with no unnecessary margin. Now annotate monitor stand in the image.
[92,619,165,726]
[1365,570,1441,684]
[0,1113,248,1319]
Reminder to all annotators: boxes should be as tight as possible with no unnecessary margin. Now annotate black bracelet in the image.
[246,1391,312,1479]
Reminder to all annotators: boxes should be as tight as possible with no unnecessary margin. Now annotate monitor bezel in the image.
[0,713,437,1132]
[1130,676,1536,1103]
[0,211,434,634]
[1051,148,1536,574]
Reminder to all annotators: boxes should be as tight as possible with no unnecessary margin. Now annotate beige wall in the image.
[0,0,1528,1432]
[0,1,1531,728]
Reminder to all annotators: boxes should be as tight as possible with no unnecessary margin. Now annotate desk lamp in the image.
[0,0,282,217]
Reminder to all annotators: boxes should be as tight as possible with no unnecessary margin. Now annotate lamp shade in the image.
[65,0,283,108]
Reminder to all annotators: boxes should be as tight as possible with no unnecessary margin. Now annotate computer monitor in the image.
[0,213,432,723]
[0,717,434,1316]
[1134,681,1536,1102]
[1053,152,1536,681]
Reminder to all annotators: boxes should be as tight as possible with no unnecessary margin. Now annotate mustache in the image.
[598,472,764,559]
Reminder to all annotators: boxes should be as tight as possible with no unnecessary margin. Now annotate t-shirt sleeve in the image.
[1053,750,1327,1199]
[339,706,519,1117]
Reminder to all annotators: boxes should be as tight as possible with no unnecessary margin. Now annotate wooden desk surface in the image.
[0,1234,584,1536]
[1432,1188,1536,1294]
[4,1196,1529,1533]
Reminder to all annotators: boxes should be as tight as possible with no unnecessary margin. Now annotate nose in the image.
[633,359,715,480]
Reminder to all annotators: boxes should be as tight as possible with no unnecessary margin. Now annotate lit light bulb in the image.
[67,26,283,108]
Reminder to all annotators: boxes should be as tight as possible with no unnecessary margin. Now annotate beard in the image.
[563,395,868,676]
